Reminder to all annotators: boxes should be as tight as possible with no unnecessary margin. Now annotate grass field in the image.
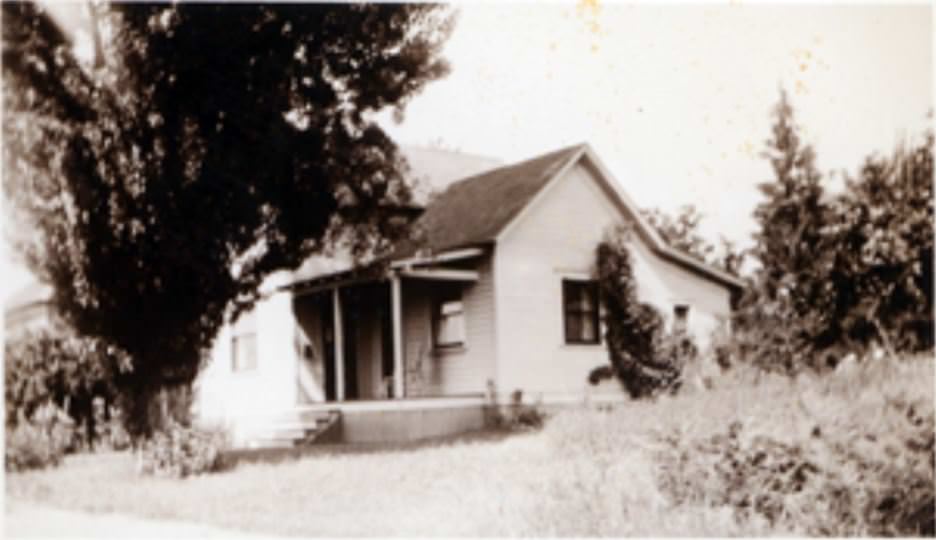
[6,355,933,536]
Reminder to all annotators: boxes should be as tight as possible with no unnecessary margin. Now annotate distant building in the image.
[4,282,55,338]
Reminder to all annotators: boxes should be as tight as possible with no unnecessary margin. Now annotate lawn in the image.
[6,355,933,537]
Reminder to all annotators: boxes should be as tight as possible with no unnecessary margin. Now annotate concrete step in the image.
[244,410,341,449]
[259,428,307,440]
[296,409,340,424]
[247,437,295,450]
[269,419,330,432]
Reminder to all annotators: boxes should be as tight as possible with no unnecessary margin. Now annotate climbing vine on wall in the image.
[593,224,694,398]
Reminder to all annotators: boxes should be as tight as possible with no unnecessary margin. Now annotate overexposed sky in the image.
[3,1,932,297]
[379,1,932,246]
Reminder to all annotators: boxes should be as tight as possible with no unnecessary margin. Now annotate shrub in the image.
[486,390,547,431]
[5,402,75,472]
[4,328,128,450]
[138,422,227,478]
[655,356,935,536]
[95,417,132,451]
[587,365,614,385]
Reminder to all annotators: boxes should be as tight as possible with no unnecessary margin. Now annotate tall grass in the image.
[7,355,932,536]
[536,354,934,536]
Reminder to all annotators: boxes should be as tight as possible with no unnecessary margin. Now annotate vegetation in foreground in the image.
[8,354,932,537]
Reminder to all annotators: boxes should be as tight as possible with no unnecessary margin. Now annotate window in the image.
[232,333,258,372]
[673,304,690,334]
[231,311,258,372]
[433,288,465,348]
[563,280,600,344]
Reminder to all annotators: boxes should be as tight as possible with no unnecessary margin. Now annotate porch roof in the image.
[286,247,485,295]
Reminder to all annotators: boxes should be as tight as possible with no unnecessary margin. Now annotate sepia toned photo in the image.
[2,1,933,537]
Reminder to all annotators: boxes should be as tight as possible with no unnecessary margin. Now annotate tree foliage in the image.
[752,89,828,314]
[821,134,934,353]
[4,328,129,447]
[732,89,830,371]
[642,205,745,277]
[736,89,933,372]
[2,3,453,436]
[642,206,713,263]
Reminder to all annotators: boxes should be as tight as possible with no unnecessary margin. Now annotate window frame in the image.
[231,332,258,373]
[562,279,601,345]
[432,287,466,350]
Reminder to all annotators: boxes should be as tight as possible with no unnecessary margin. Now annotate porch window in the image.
[433,288,465,348]
[563,279,600,344]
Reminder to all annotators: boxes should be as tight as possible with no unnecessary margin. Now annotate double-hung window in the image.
[563,279,600,344]
[231,311,258,372]
[433,288,465,349]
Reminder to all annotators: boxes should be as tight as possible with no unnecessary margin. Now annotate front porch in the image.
[212,246,496,449]
[240,395,489,448]
[289,247,485,405]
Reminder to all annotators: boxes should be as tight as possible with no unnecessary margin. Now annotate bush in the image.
[138,422,227,478]
[5,403,75,472]
[655,356,935,536]
[587,365,614,385]
[5,328,128,450]
[95,418,132,451]
[487,390,547,431]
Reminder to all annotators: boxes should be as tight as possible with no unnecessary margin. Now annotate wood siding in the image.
[195,290,299,427]
[494,162,733,402]
[402,254,497,397]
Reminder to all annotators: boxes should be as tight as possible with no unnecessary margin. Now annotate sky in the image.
[378,1,932,246]
[3,1,932,299]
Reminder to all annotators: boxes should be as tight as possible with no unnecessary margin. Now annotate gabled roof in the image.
[397,142,744,290]
[291,142,745,292]
[401,146,503,205]
[394,144,585,257]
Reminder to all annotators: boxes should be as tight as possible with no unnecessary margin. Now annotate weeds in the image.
[7,355,932,536]
[542,354,934,536]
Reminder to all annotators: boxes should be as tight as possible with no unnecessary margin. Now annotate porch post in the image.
[390,273,404,398]
[332,287,345,402]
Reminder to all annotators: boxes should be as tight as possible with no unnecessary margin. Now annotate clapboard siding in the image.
[195,290,299,426]
[494,163,733,401]
[402,254,497,397]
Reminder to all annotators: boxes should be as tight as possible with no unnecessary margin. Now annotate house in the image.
[193,143,744,448]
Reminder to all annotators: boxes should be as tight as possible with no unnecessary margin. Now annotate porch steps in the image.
[246,410,341,449]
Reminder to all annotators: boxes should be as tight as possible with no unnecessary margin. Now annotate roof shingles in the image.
[399,144,585,256]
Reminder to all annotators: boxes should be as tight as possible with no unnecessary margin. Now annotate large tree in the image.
[821,133,934,354]
[751,89,828,314]
[730,89,831,371]
[738,90,933,372]
[3,2,453,436]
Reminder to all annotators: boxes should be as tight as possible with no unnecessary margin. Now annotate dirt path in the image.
[5,499,277,539]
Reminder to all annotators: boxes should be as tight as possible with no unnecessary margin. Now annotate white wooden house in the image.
[193,143,743,447]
